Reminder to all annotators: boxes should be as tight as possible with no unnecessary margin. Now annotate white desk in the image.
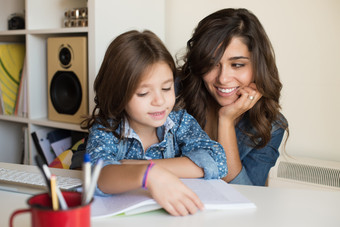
[3,183,340,227]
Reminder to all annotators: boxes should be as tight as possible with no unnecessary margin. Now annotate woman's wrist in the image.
[218,114,235,130]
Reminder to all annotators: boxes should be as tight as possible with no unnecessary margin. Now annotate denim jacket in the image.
[229,113,287,186]
[86,109,227,195]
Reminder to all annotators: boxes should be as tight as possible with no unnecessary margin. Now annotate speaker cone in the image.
[59,47,72,68]
[50,71,82,115]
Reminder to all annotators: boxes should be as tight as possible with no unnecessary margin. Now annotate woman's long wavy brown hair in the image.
[81,30,176,139]
[178,8,288,148]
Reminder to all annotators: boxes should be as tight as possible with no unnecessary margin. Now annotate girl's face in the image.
[125,62,175,133]
[203,37,253,107]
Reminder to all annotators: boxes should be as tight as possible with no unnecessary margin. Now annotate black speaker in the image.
[47,37,88,124]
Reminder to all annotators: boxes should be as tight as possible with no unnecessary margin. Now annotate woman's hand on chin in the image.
[218,83,262,123]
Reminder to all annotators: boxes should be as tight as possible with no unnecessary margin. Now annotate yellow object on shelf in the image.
[0,44,25,115]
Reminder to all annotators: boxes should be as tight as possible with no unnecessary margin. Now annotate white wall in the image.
[88,0,165,112]
[165,0,340,162]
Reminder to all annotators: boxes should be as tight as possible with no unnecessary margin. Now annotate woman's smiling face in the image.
[203,37,253,106]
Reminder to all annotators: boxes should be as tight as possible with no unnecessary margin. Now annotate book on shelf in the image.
[14,56,27,117]
[91,178,256,219]
[0,87,3,114]
[31,128,57,165]
[20,126,30,165]
[0,43,26,115]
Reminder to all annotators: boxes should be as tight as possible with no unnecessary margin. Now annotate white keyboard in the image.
[0,167,82,192]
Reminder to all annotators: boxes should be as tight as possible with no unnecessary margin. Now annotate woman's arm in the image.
[217,83,262,182]
[217,117,242,182]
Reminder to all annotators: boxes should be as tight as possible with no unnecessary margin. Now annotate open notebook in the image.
[91,179,256,218]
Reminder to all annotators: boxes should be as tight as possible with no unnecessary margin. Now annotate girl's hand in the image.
[219,83,262,122]
[147,165,204,216]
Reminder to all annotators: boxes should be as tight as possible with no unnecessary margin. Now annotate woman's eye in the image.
[162,87,171,91]
[208,63,220,73]
[232,63,245,68]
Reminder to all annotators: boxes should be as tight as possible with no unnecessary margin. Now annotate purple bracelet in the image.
[142,161,155,189]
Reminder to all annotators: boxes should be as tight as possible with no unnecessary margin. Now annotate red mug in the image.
[10,191,91,227]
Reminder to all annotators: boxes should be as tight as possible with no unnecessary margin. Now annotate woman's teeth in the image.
[218,87,236,93]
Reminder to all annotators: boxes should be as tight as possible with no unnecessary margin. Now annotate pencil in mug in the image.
[50,175,59,210]
[35,155,68,210]
[82,153,91,205]
[85,159,103,204]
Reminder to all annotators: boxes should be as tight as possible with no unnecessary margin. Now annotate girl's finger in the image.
[162,202,180,216]
[181,197,199,215]
[172,201,190,216]
[187,192,204,212]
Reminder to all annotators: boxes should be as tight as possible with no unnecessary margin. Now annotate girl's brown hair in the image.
[81,30,176,139]
[178,8,288,148]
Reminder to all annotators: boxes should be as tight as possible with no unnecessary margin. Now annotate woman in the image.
[178,8,288,186]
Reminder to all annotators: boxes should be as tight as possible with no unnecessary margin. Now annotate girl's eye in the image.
[137,92,148,97]
[162,87,171,91]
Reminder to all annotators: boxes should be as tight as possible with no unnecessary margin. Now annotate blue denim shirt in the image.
[229,113,287,186]
[86,109,227,195]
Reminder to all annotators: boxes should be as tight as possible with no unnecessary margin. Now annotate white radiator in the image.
[268,155,340,191]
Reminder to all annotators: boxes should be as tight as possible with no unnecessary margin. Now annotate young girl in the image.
[81,30,227,216]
